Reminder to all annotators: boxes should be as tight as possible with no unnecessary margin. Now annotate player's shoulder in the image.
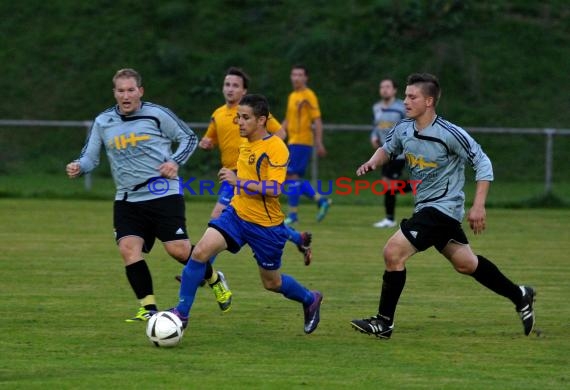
[304,87,319,99]
[94,105,118,123]
[393,99,406,110]
[212,104,229,117]
[393,117,414,131]
[434,116,469,137]
[140,101,182,119]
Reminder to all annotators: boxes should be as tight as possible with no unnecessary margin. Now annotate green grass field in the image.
[1,199,569,389]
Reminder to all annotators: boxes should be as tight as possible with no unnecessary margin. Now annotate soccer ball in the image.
[146,311,184,347]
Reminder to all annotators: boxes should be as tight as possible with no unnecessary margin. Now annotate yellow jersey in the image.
[204,104,282,170]
[231,134,289,226]
[284,88,321,146]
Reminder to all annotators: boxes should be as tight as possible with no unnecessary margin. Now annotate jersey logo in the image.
[109,132,151,150]
[248,153,256,165]
[405,153,438,170]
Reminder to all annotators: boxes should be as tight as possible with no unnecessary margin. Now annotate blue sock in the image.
[300,180,316,199]
[279,274,313,306]
[317,197,329,207]
[287,226,302,246]
[287,180,302,208]
[176,259,206,316]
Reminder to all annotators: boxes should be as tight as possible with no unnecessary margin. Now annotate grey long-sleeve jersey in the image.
[383,116,493,221]
[77,102,198,201]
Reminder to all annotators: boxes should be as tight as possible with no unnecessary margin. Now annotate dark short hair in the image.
[225,67,250,89]
[239,94,269,119]
[291,64,308,76]
[113,68,142,87]
[407,73,441,105]
[380,77,398,90]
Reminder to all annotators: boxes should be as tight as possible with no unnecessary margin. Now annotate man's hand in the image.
[467,204,487,235]
[218,167,237,186]
[66,162,81,178]
[158,161,179,179]
[316,142,327,158]
[356,161,376,176]
[199,137,214,150]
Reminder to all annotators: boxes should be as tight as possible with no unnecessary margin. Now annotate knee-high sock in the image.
[176,259,206,316]
[125,260,156,310]
[278,274,314,306]
[378,269,406,323]
[300,180,316,199]
[287,226,302,246]
[287,180,302,208]
[471,255,522,306]
[384,193,396,220]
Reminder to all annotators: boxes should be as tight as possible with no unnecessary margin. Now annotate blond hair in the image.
[112,68,142,87]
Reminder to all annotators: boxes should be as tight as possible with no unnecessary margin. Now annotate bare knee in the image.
[453,258,478,274]
[261,278,281,292]
[383,242,406,271]
[118,238,144,264]
[191,243,211,262]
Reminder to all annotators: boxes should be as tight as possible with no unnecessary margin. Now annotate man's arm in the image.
[218,168,281,197]
[468,180,490,235]
[313,117,326,157]
[356,147,390,176]
[66,122,102,178]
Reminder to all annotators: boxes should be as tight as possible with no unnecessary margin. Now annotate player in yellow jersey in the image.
[169,94,323,335]
[198,67,312,264]
[281,65,332,225]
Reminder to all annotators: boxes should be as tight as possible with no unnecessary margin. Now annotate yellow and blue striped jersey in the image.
[284,88,321,146]
[231,134,289,226]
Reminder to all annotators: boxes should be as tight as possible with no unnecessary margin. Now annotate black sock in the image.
[125,260,156,310]
[378,269,406,323]
[204,261,214,281]
[384,193,396,221]
[471,255,522,306]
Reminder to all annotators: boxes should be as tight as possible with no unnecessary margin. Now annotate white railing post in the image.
[83,121,92,191]
[544,128,555,195]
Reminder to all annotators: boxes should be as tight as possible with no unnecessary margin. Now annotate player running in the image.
[350,73,536,338]
[198,67,312,265]
[66,68,232,322]
[169,94,323,334]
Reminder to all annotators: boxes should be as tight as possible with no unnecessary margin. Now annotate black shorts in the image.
[400,207,468,252]
[113,194,189,253]
[382,159,405,179]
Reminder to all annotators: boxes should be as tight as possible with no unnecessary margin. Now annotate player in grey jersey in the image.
[370,78,408,228]
[350,73,536,339]
[66,68,232,322]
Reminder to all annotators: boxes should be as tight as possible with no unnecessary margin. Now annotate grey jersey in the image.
[371,99,405,159]
[382,116,493,221]
[77,102,198,201]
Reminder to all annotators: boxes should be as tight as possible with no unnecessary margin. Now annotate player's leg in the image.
[373,161,402,228]
[248,221,322,334]
[284,172,301,224]
[441,240,536,335]
[352,208,434,338]
[114,199,158,322]
[286,225,313,266]
[171,227,230,326]
[157,193,225,301]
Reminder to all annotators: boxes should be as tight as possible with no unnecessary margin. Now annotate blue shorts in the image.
[208,206,288,270]
[287,144,313,176]
[217,181,234,206]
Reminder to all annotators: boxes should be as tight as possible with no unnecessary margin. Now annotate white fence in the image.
[1,119,569,194]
